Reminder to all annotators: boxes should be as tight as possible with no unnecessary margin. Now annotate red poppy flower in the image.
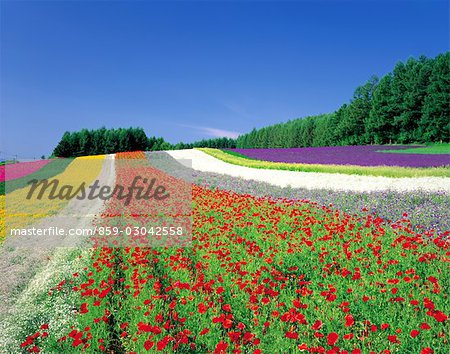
[228,331,241,343]
[293,299,304,308]
[421,348,434,354]
[344,314,354,327]
[285,331,298,340]
[157,337,172,351]
[327,332,339,346]
[410,330,420,338]
[427,276,438,284]
[222,304,232,312]
[433,311,448,322]
[214,341,228,354]
[80,303,88,314]
[312,320,323,330]
[387,335,399,344]
[200,328,210,335]
[298,343,308,351]
[381,323,390,330]
[243,332,254,343]
[198,303,207,314]
[144,340,154,351]
[420,322,431,330]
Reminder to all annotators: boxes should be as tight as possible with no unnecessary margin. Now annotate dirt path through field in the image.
[166,149,450,193]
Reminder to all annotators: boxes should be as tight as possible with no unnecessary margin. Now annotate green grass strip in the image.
[197,148,450,178]
[0,158,74,195]
[219,149,258,160]
[377,143,450,155]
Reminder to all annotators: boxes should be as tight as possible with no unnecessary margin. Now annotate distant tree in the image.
[419,53,450,142]
[313,114,333,146]
[53,127,170,156]
[53,131,73,157]
[133,128,149,151]
[366,74,396,144]
[79,129,93,155]
[331,77,378,145]
[396,57,432,142]
[150,137,168,151]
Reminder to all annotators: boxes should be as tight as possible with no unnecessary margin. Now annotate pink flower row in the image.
[0,160,51,182]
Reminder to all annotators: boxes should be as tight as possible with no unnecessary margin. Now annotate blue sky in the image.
[1,0,448,159]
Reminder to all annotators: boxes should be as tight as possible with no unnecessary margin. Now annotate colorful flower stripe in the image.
[200,148,450,178]
[91,151,192,248]
[0,159,52,182]
[21,151,449,354]
[146,151,450,236]
[231,146,450,168]
[1,155,105,243]
[0,158,74,195]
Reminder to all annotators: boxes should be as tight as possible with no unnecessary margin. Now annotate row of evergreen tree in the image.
[236,52,449,148]
[53,127,236,157]
[53,53,448,156]
[53,128,149,157]
[170,137,236,150]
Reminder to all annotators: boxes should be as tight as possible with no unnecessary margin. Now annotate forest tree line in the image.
[53,53,449,156]
[236,52,449,148]
[52,127,236,157]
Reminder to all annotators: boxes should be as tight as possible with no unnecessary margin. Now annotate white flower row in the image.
[166,149,450,193]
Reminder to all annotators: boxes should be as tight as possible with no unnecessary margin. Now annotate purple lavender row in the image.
[230,145,450,167]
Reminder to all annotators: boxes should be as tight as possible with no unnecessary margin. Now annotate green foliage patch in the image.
[378,143,450,155]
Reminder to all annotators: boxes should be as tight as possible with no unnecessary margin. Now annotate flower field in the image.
[1,155,105,243]
[0,160,52,182]
[230,146,450,168]
[198,149,450,178]
[150,152,450,237]
[4,151,448,354]
[0,158,74,196]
